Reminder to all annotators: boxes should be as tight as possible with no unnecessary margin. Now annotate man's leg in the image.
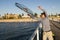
[43,32,47,40]
[47,31,54,40]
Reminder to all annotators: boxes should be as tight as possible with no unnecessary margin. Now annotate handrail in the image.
[29,27,39,40]
[29,23,42,40]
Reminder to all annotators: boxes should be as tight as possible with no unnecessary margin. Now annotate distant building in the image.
[22,15,30,19]
[0,15,2,19]
[3,14,19,19]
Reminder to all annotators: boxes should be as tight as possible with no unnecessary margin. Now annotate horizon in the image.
[0,0,60,16]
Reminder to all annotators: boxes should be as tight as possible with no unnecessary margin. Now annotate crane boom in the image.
[15,3,33,15]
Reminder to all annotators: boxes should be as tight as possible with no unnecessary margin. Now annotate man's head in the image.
[40,12,46,19]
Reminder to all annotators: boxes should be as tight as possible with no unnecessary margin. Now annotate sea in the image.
[0,22,40,40]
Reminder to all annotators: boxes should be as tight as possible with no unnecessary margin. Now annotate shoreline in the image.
[0,17,60,22]
[0,19,38,22]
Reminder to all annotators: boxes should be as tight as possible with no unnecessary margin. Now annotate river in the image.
[0,22,40,40]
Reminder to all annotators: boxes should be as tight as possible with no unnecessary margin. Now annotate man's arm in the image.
[38,6,48,17]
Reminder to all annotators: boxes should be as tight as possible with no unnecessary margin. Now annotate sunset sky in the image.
[0,0,60,15]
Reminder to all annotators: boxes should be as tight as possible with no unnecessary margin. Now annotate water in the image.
[0,22,39,40]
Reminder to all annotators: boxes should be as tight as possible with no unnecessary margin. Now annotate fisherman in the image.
[28,6,54,40]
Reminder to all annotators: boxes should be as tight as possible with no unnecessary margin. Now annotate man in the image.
[28,6,54,40]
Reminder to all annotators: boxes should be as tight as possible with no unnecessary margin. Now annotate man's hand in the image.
[38,6,43,10]
[38,6,45,12]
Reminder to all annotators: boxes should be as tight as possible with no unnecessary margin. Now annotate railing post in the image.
[37,28,39,40]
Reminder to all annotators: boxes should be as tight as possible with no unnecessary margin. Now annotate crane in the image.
[15,3,33,15]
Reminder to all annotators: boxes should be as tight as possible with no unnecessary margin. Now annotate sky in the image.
[0,0,60,16]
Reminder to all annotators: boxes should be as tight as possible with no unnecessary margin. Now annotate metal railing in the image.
[29,23,42,40]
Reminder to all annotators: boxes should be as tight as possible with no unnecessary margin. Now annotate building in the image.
[3,14,19,19]
[22,15,30,19]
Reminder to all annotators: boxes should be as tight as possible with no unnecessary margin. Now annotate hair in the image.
[40,12,46,17]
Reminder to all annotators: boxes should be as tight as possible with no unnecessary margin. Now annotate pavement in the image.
[50,21,60,40]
